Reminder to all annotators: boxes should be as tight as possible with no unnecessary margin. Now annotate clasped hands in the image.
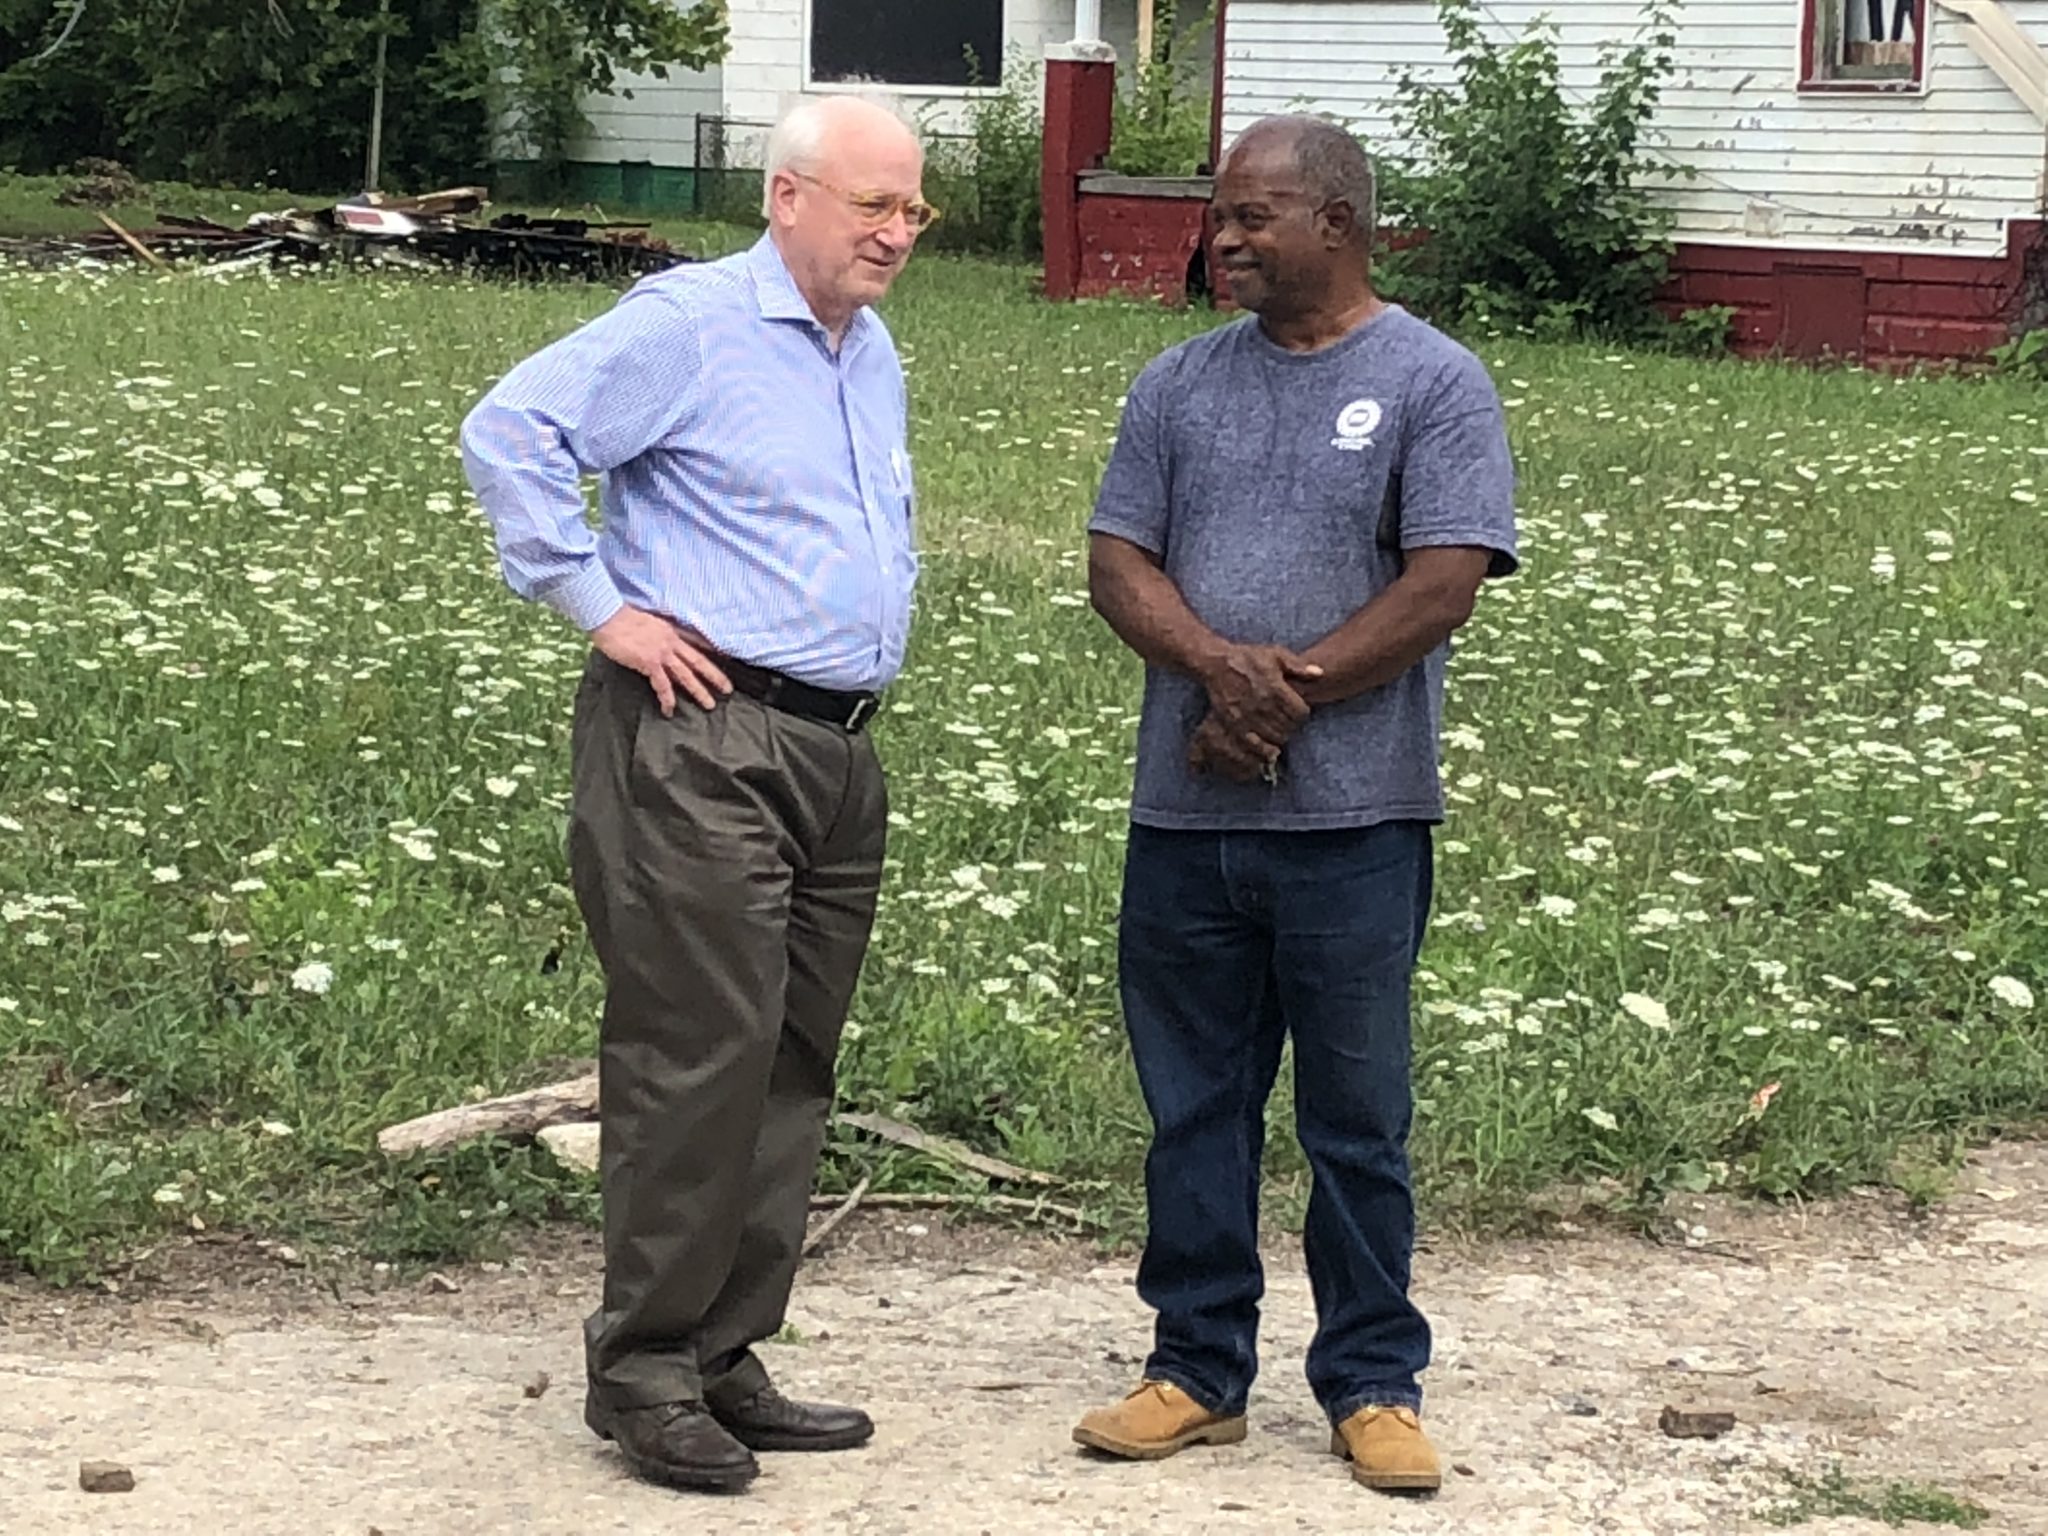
[1188,644,1323,784]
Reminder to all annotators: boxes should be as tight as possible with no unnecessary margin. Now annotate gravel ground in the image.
[3,1143,2044,1535]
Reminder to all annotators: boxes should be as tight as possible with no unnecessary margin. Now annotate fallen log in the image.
[376,1072,597,1157]
[538,1120,601,1174]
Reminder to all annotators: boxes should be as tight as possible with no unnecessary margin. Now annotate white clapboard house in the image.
[549,0,1201,212]
[1052,0,2047,362]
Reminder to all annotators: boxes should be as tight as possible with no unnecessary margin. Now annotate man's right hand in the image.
[1198,644,1322,745]
[1189,712,1277,783]
[592,607,733,716]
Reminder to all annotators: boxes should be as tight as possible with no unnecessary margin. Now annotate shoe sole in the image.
[1073,1416,1248,1460]
[1329,1431,1441,1494]
[588,1413,760,1493]
[725,1423,875,1454]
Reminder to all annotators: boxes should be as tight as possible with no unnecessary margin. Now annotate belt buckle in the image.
[843,695,878,733]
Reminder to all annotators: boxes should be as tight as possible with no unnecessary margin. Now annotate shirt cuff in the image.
[550,562,628,633]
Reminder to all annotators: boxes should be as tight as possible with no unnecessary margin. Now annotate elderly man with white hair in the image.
[460,95,934,1494]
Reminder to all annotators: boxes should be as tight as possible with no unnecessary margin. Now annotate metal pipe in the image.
[1074,0,1102,43]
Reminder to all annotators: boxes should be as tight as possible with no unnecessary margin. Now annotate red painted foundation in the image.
[1659,222,2044,367]
[1074,186,1210,303]
[1059,176,2041,365]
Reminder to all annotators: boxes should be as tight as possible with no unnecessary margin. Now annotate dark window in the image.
[809,0,1005,88]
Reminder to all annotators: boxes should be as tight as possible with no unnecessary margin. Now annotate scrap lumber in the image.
[93,212,165,269]
[806,1191,1087,1225]
[837,1111,1058,1187]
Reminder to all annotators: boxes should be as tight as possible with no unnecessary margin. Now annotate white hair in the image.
[760,93,921,218]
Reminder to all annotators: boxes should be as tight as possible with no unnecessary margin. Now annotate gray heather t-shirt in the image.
[1089,306,1518,832]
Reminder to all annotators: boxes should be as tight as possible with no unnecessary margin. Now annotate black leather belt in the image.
[721,655,881,734]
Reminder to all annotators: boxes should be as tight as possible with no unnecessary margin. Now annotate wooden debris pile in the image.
[10,185,692,281]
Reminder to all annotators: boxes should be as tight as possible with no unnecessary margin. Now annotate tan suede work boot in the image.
[1330,1404,1441,1493]
[1072,1380,1248,1460]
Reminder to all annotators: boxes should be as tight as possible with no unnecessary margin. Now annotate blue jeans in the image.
[1117,821,1434,1424]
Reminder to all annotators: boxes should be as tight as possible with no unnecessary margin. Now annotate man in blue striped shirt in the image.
[461,95,930,1495]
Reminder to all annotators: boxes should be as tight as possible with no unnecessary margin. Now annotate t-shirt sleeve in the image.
[1397,348,1519,578]
[1088,362,1172,556]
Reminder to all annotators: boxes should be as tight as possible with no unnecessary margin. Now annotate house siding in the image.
[1220,0,2048,255]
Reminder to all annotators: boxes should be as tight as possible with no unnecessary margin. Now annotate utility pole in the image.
[364,0,392,192]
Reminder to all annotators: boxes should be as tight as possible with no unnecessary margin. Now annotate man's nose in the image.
[874,209,912,252]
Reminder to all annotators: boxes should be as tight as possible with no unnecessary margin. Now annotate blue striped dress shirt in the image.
[459,235,919,693]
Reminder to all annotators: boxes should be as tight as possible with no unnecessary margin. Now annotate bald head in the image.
[762,96,922,218]
[1223,115,1376,242]
[761,95,929,335]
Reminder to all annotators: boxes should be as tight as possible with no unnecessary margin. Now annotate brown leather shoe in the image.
[585,1393,759,1493]
[1072,1380,1248,1460]
[1331,1404,1441,1494]
[711,1383,874,1453]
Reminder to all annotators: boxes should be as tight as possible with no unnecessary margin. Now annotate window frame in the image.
[1799,0,1931,96]
[802,0,1009,95]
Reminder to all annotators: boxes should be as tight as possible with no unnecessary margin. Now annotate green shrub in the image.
[1106,0,1213,178]
[1375,0,1687,341]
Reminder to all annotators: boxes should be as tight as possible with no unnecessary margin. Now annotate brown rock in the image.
[1658,1406,1737,1440]
[79,1461,135,1493]
[523,1371,551,1400]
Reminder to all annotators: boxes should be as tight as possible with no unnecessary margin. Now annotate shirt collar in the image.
[745,234,876,352]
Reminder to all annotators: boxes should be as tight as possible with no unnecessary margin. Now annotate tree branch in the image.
[26,0,87,66]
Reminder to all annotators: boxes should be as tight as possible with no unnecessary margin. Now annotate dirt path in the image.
[4,1146,2045,1536]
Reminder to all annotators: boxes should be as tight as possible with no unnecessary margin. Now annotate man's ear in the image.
[768,170,799,228]
[1318,198,1357,251]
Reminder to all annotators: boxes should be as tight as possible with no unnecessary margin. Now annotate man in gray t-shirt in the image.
[1072,116,1517,1497]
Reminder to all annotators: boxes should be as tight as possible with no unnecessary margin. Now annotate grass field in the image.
[2,210,2045,1283]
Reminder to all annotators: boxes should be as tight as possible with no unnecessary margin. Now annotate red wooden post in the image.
[1040,41,1116,301]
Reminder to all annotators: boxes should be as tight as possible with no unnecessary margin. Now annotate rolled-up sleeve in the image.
[459,288,704,632]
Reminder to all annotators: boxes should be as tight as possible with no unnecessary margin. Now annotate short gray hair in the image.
[760,94,921,218]
[1233,113,1377,237]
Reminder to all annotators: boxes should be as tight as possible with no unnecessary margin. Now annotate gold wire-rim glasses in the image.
[792,171,942,233]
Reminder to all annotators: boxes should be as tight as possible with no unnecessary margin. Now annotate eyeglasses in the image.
[792,171,942,233]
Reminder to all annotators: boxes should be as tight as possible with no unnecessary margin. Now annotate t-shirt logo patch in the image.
[1331,398,1382,452]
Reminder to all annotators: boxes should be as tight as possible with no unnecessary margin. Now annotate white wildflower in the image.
[1619,993,1672,1030]
[1988,976,2034,1012]
[291,961,335,996]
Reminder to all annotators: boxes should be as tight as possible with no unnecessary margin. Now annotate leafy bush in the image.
[1987,329,2048,381]
[1375,0,1686,340]
[1106,0,1213,178]
[920,46,1045,259]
